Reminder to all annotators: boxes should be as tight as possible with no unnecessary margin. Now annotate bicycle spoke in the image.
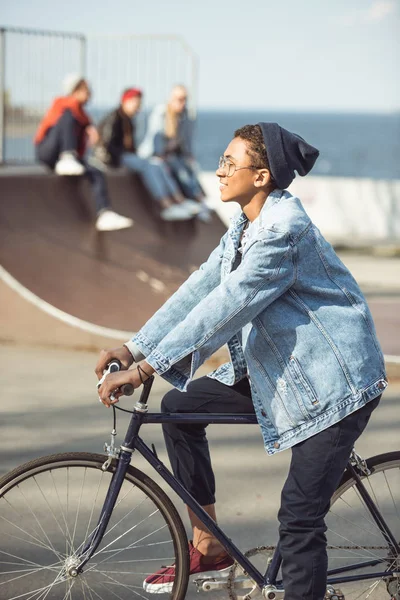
[48,472,75,553]
[88,522,168,572]
[97,579,126,600]
[71,468,87,552]
[0,454,189,600]
[6,575,66,600]
[383,468,400,521]
[335,489,391,540]
[102,493,149,541]
[326,456,400,600]
[91,508,161,559]
[97,570,149,600]
[16,484,63,561]
[0,519,64,558]
[82,471,104,547]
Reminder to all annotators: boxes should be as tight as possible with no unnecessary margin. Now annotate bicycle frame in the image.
[77,378,399,592]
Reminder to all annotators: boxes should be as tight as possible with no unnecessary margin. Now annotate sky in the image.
[1,0,399,112]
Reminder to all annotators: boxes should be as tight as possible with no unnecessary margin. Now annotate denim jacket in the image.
[128,190,387,455]
[138,104,193,159]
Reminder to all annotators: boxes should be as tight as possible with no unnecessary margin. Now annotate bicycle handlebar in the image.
[97,359,135,398]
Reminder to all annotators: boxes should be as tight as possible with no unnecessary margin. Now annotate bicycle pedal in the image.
[193,576,228,592]
[325,587,344,600]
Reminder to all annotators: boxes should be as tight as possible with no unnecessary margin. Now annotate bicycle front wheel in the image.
[326,451,400,599]
[0,452,190,600]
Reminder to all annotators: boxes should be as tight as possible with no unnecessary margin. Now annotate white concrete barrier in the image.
[201,173,400,246]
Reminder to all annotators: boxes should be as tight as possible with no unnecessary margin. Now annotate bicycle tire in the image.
[227,452,400,600]
[326,451,400,599]
[0,452,190,600]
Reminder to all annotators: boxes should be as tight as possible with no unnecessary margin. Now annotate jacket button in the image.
[261,410,267,417]
[274,442,280,449]
[378,380,386,390]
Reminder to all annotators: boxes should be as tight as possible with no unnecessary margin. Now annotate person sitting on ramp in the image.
[95,87,200,222]
[34,73,133,232]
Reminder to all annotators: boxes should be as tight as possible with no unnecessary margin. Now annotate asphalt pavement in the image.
[0,343,399,599]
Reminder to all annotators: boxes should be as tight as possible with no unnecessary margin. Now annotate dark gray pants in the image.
[161,376,380,600]
[36,109,110,214]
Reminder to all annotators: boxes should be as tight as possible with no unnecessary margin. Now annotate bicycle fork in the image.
[66,448,132,576]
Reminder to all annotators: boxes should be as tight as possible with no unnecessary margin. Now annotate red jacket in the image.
[35,96,91,156]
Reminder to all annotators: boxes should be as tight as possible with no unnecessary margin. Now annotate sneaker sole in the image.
[95,222,134,232]
[55,167,85,176]
[143,564,233,594]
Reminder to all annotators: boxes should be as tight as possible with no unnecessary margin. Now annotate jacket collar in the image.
[230,188,284,232]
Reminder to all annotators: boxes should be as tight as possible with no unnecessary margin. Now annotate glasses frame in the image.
[218,155,260,178]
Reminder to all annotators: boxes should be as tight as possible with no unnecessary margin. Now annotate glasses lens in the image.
[227,162,235,177]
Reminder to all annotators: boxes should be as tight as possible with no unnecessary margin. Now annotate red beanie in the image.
[121,88,142,103]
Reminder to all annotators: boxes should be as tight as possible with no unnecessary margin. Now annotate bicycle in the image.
[0,361,399,600]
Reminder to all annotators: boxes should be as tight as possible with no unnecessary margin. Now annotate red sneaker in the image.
[143,541,234,594]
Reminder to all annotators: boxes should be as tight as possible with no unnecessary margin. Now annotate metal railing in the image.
[0,27,86,163]
[0,27,198,163]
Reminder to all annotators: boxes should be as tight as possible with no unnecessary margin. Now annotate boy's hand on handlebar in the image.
[95,346,133,380]
[98,361,155,408]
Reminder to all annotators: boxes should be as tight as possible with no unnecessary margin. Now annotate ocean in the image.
[4,110,400,180]
[194,110,400,180]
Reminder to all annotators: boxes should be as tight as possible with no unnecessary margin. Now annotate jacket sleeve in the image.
[144,229,295,390]
[128,230,229,358]
[180,113,194,157]
[138,105,166,158]
[98,112,122,163]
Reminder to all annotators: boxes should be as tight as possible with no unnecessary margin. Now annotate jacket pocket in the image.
[288,355,320,407]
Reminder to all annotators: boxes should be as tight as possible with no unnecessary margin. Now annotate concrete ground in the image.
[1,247,399,599]
[1,344,399,599]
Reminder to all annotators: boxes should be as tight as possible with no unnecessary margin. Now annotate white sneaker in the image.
[197,205,213,223]
[160,204,194,221]
[55,152,85,176]
[182,199,201,215]
[96,210,134,231]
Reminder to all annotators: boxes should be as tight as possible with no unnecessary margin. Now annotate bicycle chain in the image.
[226,545,390,600]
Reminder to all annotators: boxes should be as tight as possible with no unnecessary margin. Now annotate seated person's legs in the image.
[121,153,199,221]
[36,109,85,175]
[166,154,205,202]
[83,161,133,231]
[166,154,211,222]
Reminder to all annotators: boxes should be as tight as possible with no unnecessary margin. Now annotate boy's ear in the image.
[254,169,272,188]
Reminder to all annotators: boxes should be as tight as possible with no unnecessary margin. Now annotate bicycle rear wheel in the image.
[326,451,400,599]
[0,452,190,600]
[227,452,400,600]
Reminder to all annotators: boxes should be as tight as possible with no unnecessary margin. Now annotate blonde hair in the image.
[165,85,187,139]
[165,105,179,139]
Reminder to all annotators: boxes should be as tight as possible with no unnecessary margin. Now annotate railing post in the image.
[80,34,86,76]
[0,28,6,164]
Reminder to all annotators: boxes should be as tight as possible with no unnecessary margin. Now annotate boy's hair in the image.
[234,124,275,185]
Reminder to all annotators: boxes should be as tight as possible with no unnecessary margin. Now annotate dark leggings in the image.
[36,109,110,214]
[161,376,380,600]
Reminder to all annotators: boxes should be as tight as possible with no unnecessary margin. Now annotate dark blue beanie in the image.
[257,122,319,189]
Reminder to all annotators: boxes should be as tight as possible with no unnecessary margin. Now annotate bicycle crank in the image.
[227,546,275,600]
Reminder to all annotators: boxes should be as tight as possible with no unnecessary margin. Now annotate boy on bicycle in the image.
[96,122,386,599]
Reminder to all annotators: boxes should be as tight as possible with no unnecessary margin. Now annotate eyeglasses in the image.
[218,155,258,178]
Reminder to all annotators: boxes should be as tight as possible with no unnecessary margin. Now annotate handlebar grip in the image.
[108,359,122,372]
[120,383,134,396]
[108,360,134,396]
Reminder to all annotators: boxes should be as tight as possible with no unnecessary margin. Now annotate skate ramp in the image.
[0,168,226,349]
